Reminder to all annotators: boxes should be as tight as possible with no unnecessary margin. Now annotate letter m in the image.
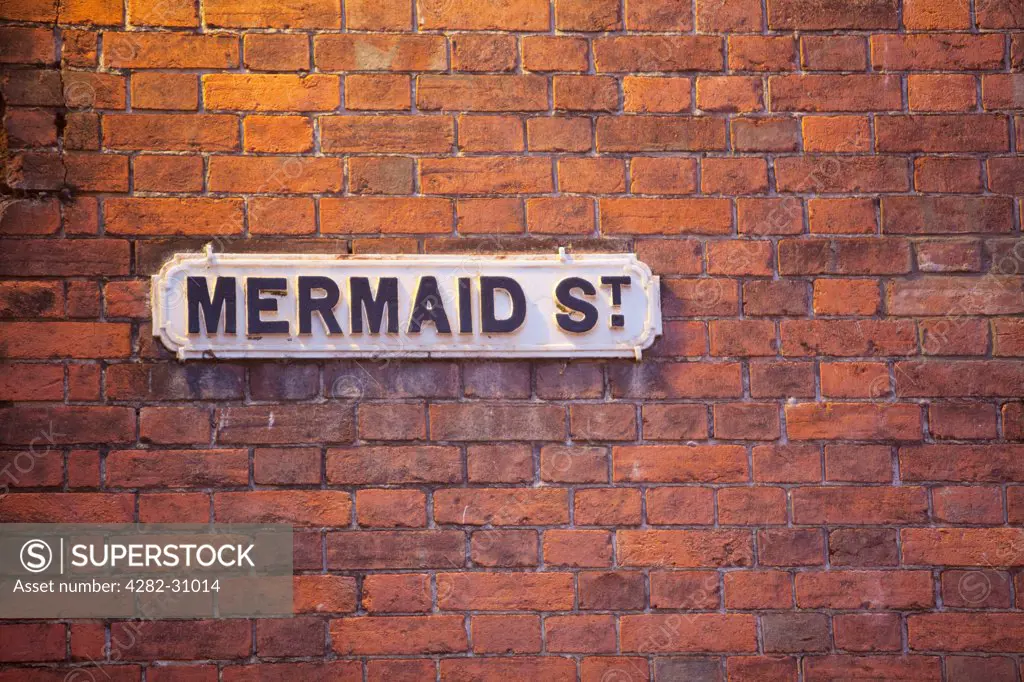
[187,276,237,334]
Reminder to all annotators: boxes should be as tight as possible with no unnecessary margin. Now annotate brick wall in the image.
[2,0,1024,679]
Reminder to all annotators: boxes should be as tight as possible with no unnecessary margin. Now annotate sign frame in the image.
[151,247,662,361]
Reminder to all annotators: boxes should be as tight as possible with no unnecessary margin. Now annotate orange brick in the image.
[909,74,977,112]
[105,197,243,236]
[128,0,198,26]
[204,73,340,111]
[903,0,971,29]
[209,156,342,193]
[133,154,203,192]
[348,157,414,194]
[204,0,341,28]
[248,197,316,235]
[418,0,550,30]
[452,34,517,72]
[808,198,878,234]
[526,117,591,152]
[555,0,620,30]
[131,73,198,110]
[457,198,525,234]
[527,197,594,235]
[802,116,871,152]
[623,76,692,113]
[625,0,693,30]
[345,74,411,110]
[458,115,524,152]
[554,75,618,112]
[346,0,411,29]
[522,36,588,72]
[697,0,762,32]
[630,157,697,195]
[243,33,310,71]
[559,158,627,194]
[243,115,314,153]
[702,157,769,194]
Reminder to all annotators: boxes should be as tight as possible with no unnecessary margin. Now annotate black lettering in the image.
[350,277,399,334]
[600,276,631,305]
[481,276,526,334]
[408,276,451,334]
[187,276,236,334]
[246,277,289,335]
[458,277,472,334]
[298,276,342,335]
[555,277,598,333]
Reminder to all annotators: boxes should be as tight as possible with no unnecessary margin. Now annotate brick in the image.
[698,0,761,30]
[737,198,803,236]
[610,362,742,398]
[781,319,916,356]
[875,115,1009,153]
[216,491,352,526]
[559,158,626,194]
[249,197,316,236]
[555,0,620,30]
[132,72,198,110]
[456,198,524,233]
[825,444,891,484]
[729,36,797,71]
[909,614,1024,652]
[452,34,516,72]
[357,489,426,528]
[834,614,902,651]
[243,115,313,153]
[753,444,821,483]
[471,529,537,567]
[620,614,757,652]
[522,36,588,72]
[106,197,243,236]
[471,615,541,653]
[458,116,524,153]
[322,116,453,153]
[697,76,763,112]
[209,156,341,193]
[617,530,753,567]
[597,116,728,152]
[257,619,324,657]
[900,444,1024,483]
[802,116,871,152]
[801,36,867,70]
[768,0,898,29]
[630,158,697,195]
[204,0,339,27]
[543,530,613,568]
[749,361,815,397]
[327,530,464,569]
[796,571,934,609]
[322,197,451,234]
[243,33,309,71]
[803,656,941,681]
[418,0,550,30]
[725,571,792,609]
[983,75,1024,110]
[769,75,901,112]
[794,486,928,524]
[421,157,552,194]
[909,74,977,112]
[104,113,238,151]
[833,525,897,566]
[650,571,720,609]
[0,491,134,522]
[883,196,1013,235]
[418,75,547,111]
[719,487,787,524]
[872,34,1004,71]
[139,406,211,444]
[977,0,1024,27]
[915,159,984,194]
[133,154,202,192]
[0,27,55,65]
[728,657,798,681]
[4,111,59,149]
[0,322,129,359]
[702,158,769,194]
[759,528,825,566]
[128,0,198,26]
[594,36,723,72]
[614,444,746,482]
[438,572,573,610]
[0,364,64,401]
[642,404,708,440]
[775,156,909,193]
[762,613,830,653]
[215,405,354,444]
[330,616,466,655]
[554,75,618,112]
[623,76,690,113]
[362,573,431,612]
[904,0,970,28]
[441,658,577,680]
[254,447,320,485]
[434,488,567,525]
[820,361,888,398]
[933,486,1003,524]
[928,404,998,440]
[601,198,732,235]
[576,488,642,526]
[103,33,239,68]
[647,487,715,525]
[626,0,693,30]
[941,570,1012,608]
[111,620,250,660]
[579,571,644,610]
[526,117,591,152]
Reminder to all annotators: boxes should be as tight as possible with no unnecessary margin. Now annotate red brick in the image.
[327,530,464,569]
[554,75,618,112]
[321,116,453,153]
[647,487,715,525]
[594,36,722,72]
[793,486,928,524]
[625,0,693,30]
[620,614,757,652]
[471,529,537,567]
[254,447,320,485]
[801,36,867,70]
[909,74,977,112]
[597,116,728,152]
[103,33,239,68]
[418,75,547,112]
[418,0,549,30]
[883,197,1013,235]
[768,0,898,28]
[834,614,902,652]
[434,488,567,525]
[769,75,901,112]
[438,572,573,610]
[421,157,552,195]
[623,76,692,113]
[330,616,466,655]
[729,36,797,71]
[904,0,970,28]
[718,487,787,524]
[441,658,577,681]
[650,570,720,609]
[876,115,1009,153]
[452,34,516,72]
[825,444,892,483]
[575,488,642,525]
[796,570,934,609]
[244,33,309,71]
[522,36,588,72]
[362,573,431,613]
[909,614,1024,652]
[471,615,541,653]
[697,76,763,112]
[243,115,314,153]
[802,116,871,152]
[204,0,340,28]
[725,571,793,609]
[543,530,613,568]
[216,491,352,526]
[617,529,753,567]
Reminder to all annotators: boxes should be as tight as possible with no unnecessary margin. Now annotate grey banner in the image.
[0,524,293,618]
